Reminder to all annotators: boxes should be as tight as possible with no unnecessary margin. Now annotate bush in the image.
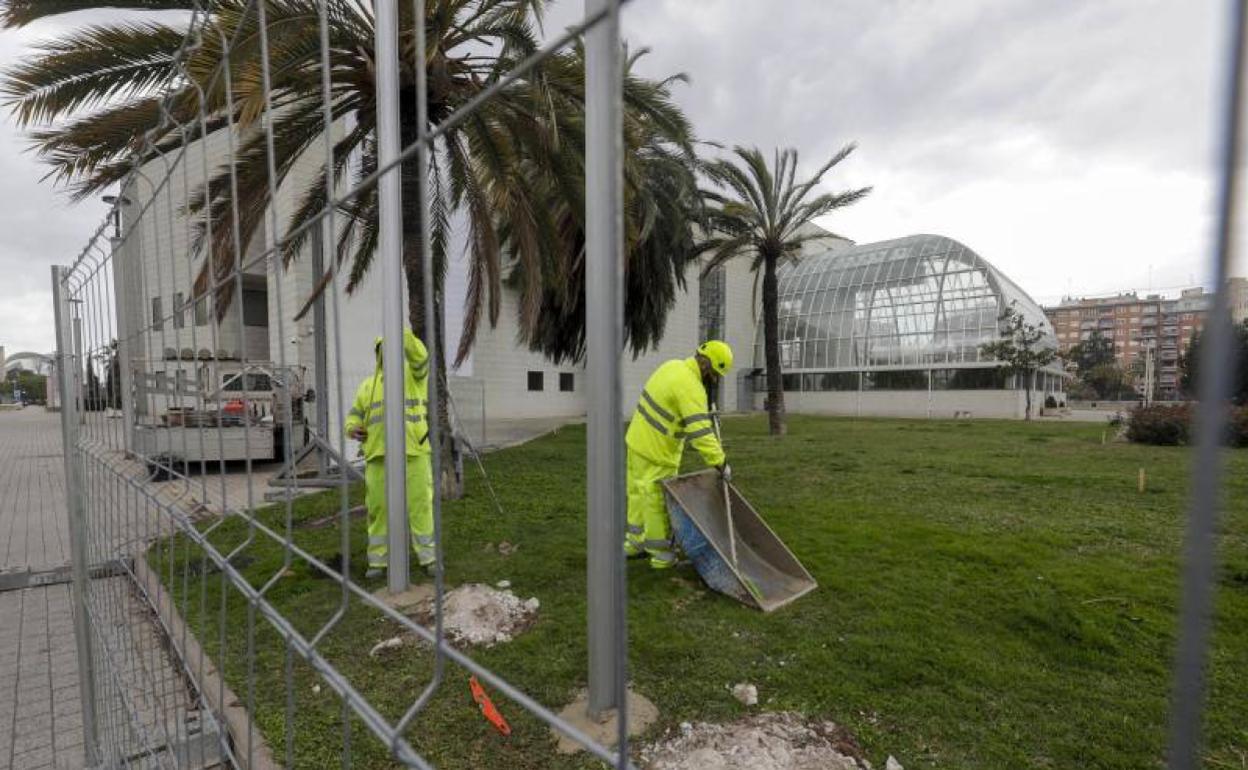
[1044,395,1058,409]
[1126,404,1248,447]
[1126,405,1191,446]
[1230,406,1248,448]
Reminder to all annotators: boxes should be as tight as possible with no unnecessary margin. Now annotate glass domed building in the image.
[753,234,1066,418]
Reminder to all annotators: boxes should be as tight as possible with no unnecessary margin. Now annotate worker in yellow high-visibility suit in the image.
[625,340,733,568]
[344,329,435,579]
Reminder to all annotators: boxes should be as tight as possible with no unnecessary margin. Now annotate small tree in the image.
[1087,363,1135,401]
[1067,330,1117,375]
[1182,320,1248,405]
[979,303,1057,420]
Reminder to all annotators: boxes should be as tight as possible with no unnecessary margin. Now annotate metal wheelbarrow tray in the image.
[662,470,817,612]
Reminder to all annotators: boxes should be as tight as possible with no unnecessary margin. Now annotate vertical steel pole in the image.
[375,0,410,593]
[111,234,135,453]
[1167,1,1245,767]
[312,227,330,475]
[52,265,101,766]
[585,0,626,719]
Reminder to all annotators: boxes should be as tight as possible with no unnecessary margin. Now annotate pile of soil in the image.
[413,583,539,647]
[639,712,878,770]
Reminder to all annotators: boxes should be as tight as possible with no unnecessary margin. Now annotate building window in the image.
[933,367,1010,390]
[173,292,185,329]
[864,369,928,391]
[559,372,574,392]
[802,372,859,391]
[194,294,210,326]
[527,371,544,391]
[242,288,268,328]
[698,265,726,342]
[151,296,163,331]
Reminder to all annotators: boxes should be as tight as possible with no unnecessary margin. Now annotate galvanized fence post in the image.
[1167,1,1246,767]
[584,0,628,727]
[375,0,411,594]
[51,264,101,767]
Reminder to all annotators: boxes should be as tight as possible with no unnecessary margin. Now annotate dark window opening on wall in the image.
[559,372,574,392]
[802,372,859,391]
[242,288,268,328]
[194,294,209,326]
[151,296,163,331]
[932,368,1010,390]
[527,371,544,391]
[864,369,928,391]
[698,265,726,342]
[173,292,185,329]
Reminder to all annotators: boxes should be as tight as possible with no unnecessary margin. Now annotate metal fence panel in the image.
[45,0,1245,768]
[51,0,632,767]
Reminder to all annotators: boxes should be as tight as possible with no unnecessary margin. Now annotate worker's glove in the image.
[718,463,733,483]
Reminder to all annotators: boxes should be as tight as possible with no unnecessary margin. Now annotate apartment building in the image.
[1045,288,1211,399]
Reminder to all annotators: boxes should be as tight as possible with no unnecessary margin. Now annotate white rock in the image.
[731,683,758,706]
[524,597,540,612]
[679,721,693,736]
[368,636,404,657]
[496,580,511,589]
[311,684,321,695]
[886,756,904,770]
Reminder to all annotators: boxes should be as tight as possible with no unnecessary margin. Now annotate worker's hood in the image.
[373,329,424,369]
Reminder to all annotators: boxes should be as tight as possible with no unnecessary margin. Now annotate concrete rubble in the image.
[731,683,758,706]
[412,583,539,647]
[640,712,890,770]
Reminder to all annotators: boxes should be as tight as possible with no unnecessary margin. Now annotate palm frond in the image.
[2,22,187,126]
[0,0,195,28]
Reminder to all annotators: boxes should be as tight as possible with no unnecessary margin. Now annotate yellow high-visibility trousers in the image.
[625,448,679,569]
[365,455,434,570]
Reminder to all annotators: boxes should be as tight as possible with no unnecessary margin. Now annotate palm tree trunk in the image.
[400,139,464,500]
[761,253,786,436]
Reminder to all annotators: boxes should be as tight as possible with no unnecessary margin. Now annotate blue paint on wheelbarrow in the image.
[662,470,817,612]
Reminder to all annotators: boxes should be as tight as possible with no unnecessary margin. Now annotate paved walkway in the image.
[0,408,85,770]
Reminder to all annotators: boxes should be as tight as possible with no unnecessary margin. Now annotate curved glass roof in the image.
[756,234,1057,371]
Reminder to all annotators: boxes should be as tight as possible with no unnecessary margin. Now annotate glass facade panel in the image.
[757,235,1062,390]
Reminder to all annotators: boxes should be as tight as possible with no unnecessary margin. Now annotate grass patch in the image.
[149,416,1248,769]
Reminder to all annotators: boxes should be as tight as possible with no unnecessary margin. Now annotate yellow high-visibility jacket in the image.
[343,329,430,461]
[625,357,725,469]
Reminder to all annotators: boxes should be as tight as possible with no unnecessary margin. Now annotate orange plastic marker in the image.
[469,676,512,736]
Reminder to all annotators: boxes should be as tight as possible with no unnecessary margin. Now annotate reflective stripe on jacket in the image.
[625,357,725,468]
[343,330,430,460]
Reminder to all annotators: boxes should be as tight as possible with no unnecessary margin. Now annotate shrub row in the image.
[1126,404,1248,447]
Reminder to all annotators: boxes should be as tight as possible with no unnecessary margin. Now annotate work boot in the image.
[648,551,677,570]
[420,562,438,578]
[623,541,645,559]
[365,567,384,580]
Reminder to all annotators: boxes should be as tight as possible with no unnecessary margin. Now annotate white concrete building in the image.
[111,129,1058,466]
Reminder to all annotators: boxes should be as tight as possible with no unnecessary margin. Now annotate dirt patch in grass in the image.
[639,712,876,770]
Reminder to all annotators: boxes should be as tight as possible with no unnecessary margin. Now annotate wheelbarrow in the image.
[661,469,817,612]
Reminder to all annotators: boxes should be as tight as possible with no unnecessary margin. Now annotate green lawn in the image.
[150,416,1248,769]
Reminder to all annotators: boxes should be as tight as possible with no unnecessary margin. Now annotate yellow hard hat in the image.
[697,340,733,376]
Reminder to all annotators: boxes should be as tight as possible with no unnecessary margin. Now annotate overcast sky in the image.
[0,0,1242,355]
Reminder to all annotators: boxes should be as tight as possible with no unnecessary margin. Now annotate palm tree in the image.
[698,145,870,436]
[2,0,704,489]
